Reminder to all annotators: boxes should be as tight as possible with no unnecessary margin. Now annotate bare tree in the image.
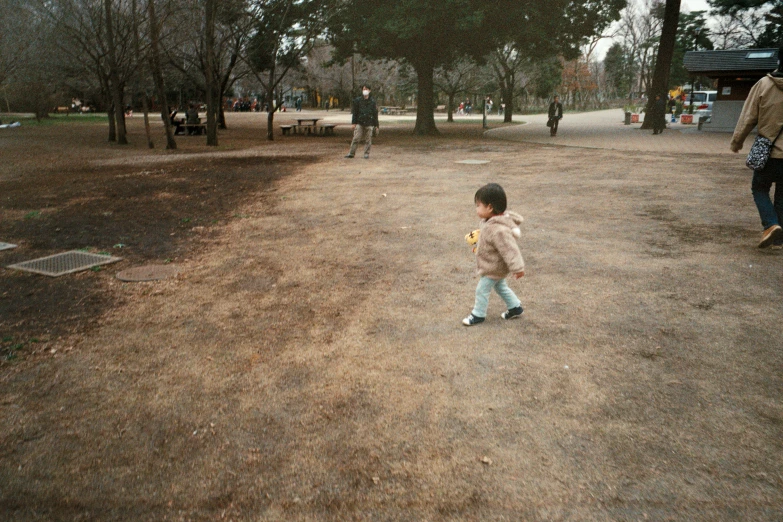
[245,0,330,140]
[104,0,128,144]
[434,59,482,122]
[131,0,154,148]
[491,45,530,123]
[0,1,41,92]
[617,0,664,98]
[46,0,137,142]
[204,0,218,145]
[146,0,177,149]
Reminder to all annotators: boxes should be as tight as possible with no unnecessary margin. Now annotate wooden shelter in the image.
[683,48,779,132]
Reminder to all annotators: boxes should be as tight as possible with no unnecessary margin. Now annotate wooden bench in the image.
[280,124,295,135]
[319,124,337,136]
[181,123,206,135]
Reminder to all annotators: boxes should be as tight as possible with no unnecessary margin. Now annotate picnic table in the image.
[295,118,320,134]
[280,118,336,136]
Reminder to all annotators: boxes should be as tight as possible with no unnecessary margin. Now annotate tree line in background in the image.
[0,0,781,143]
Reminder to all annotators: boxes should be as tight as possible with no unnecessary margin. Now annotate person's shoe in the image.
[758,224,782,248]
[363,153,369,159]
[501,306,524,320]
[462,314,485,326]
[344,154,354,158]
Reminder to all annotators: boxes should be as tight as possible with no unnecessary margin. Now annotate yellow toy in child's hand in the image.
[465,229,480,253]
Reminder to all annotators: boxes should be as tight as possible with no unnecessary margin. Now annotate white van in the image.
[685,90,717,112]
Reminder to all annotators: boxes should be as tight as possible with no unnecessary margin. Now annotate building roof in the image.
[684,48,779,76]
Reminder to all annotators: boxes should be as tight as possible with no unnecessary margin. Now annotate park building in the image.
[684,48,779,133]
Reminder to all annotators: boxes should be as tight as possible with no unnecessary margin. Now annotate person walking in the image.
[731,46,783,248]
[548,95,563,137]
[462,183,525,326]
[652,94,667,135]
[345,84,379,159]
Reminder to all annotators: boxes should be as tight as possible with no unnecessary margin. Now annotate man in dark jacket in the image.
[346,84,379,159]
[652,94,667,135]
[547,96,563,137]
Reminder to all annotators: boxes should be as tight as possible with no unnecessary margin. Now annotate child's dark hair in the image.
[475,183,507,214]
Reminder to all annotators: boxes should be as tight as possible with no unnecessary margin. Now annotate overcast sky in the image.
[594,0,713,60]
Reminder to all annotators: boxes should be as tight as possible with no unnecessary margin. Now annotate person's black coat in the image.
[548,102,563,120]
[653,98,667,119]
[352,96,379,127]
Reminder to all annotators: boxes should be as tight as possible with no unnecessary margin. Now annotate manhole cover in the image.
[7,251,121,277]
[116,265,180,282]
[0,242,17,251]
[455,159,490,165]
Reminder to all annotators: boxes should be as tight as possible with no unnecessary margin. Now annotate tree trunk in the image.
[107,104,116,142]
[105,0,127,145]
[641,0,681,129]
[502,83,514,123]
[141,94,153,149]
[413,59,438,135]
[219,105,226,129]
[266,90,276,141]
[131,0,153,149]
[147,0,176,149]
[447,93,454,123]
[265,69,277,141]
[204,0,218,146]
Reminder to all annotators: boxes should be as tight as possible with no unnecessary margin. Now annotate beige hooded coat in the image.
[731,73,783,158]
[476,211,525,279]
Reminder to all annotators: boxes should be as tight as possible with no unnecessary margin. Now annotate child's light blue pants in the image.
[472,276,521,318]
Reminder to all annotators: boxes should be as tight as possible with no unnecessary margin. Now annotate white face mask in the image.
[362,90,370,96]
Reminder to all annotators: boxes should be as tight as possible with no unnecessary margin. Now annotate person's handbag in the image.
[746,125,783,171]
[546,118,553,128]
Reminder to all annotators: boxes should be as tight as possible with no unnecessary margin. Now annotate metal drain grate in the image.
[7,251,121,277]
[0,242,17,251]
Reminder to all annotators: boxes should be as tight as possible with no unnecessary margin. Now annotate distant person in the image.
[295,97,302,111]
[668,96,677,121]
[462,183,525,326]
[731,46,783,248]
[345,84,379,159]
[185,104,199,135]
[652,94,667,135]
[168,107,184,135]
[325,100,330,112]
[485,96,493,115]
[547,95,563,137]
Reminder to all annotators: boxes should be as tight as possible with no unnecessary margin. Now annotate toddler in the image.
[463,183,525,326]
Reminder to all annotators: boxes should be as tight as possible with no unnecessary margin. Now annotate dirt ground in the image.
[1,113,782,521]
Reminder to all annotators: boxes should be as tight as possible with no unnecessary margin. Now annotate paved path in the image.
[485,108,739,156]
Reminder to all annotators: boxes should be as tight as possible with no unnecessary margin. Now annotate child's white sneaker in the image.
[501,306,524,320]
[462,314,485,326]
